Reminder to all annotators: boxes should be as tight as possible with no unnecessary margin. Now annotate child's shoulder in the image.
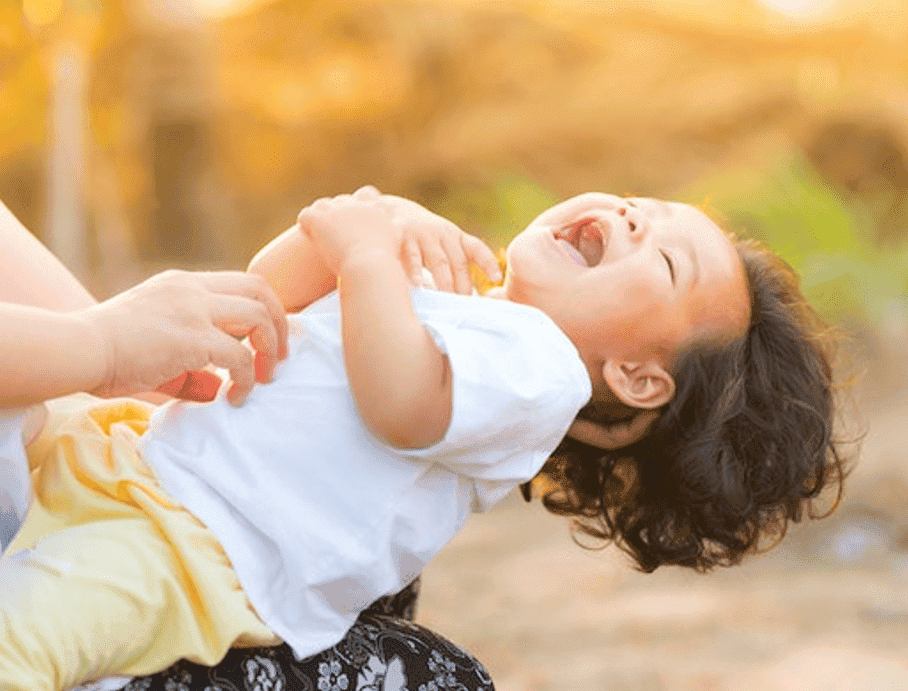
[412,289,583,367]
[412,287,546,321]
[294,286,547,322]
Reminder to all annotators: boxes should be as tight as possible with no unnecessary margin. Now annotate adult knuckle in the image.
[226,343,254,368]
[251,302,271,325]
[239,346,255,366]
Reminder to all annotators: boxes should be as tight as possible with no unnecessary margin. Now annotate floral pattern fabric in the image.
[78,579,495,691]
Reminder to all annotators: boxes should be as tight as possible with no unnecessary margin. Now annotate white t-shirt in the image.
[0,408,28,552]
[141,288,592,659]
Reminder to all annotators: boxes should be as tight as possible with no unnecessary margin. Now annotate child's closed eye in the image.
[660,249,675,284]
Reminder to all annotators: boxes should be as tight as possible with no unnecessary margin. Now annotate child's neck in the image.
[480,285,605,401]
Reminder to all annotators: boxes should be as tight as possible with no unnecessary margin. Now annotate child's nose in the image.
[617,206,641,231]
[615,206,643,237]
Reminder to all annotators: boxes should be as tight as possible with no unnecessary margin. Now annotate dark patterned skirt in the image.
[112,578,495,691]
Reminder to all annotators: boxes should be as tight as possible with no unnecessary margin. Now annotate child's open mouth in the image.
[553,219,605,267]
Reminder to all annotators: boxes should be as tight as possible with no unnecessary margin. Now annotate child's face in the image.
[504,193,749,368]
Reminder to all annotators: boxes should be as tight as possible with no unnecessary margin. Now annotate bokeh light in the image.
[3,2,908,688]
[22,0,63,27]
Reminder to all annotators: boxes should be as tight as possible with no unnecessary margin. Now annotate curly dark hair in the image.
[533,238,849,572]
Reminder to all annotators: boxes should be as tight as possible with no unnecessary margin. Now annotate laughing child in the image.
[0,187,845,690]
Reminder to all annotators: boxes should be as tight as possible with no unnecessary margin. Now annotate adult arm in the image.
[0,270,285,408]
[0,303,107,407]
[0,201,288,408]
[0,201,96,310]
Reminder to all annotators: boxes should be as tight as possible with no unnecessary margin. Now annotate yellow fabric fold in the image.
[1,395,278,691]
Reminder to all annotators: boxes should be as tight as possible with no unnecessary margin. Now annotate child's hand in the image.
[369,189,502,294]
[297,190,400,275]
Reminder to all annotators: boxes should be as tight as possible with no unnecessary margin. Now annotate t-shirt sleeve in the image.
[0,407,29,550]
[392,298,592,511]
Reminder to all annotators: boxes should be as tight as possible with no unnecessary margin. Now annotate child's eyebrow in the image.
[635,197,672,215]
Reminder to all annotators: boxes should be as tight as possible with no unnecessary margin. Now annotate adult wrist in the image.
[75,306,116,396]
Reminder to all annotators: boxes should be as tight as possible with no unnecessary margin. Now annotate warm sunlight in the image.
[755,0,836,19]
[192,0,265,18]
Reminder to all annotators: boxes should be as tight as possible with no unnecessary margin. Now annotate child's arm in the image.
[299,194,453,449]
[247,224,337,313]
[247,186,501,312]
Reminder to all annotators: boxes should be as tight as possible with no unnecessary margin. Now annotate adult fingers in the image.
[206,333,256,406]
[200,271,288,361]
[207,293,280,382]
[247,326,277,383]
[462,234,502,284]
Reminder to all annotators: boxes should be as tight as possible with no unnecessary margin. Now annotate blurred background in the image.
[3,0,908,688]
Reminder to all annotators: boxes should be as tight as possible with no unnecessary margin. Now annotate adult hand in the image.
[83,270,288,406]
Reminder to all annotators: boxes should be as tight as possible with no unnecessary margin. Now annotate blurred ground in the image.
[418,349,908,691]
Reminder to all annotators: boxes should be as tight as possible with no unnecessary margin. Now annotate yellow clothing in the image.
[0,395,278,691]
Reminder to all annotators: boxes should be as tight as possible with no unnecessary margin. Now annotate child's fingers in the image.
[352,185,380,200]
[462,234,502,283]
[296,206,322,236]
[401,231,426,286]
[420,236,454,292]
[439,232,472,295]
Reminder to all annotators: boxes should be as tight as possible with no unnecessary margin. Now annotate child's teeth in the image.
[557,239,588,267]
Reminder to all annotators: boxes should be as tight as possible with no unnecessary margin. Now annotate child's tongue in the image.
[557,238,588,267]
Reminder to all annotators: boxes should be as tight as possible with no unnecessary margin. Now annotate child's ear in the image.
[602,359,676,410]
